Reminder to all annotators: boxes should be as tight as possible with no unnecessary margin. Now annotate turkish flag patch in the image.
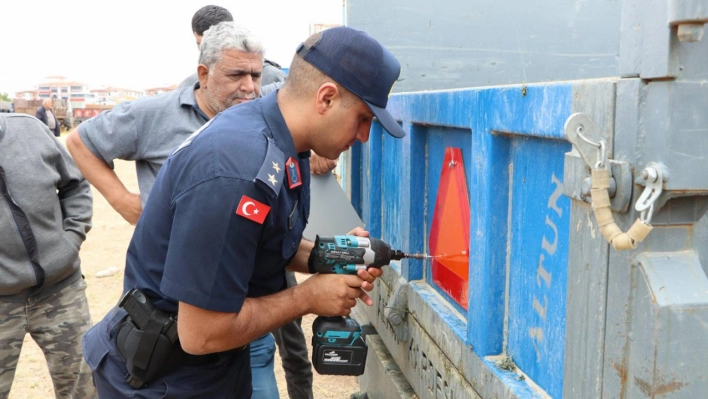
[235,195,270,224]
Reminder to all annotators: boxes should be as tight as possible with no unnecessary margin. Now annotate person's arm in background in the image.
[66,129,141,225]
[309,151,337,175]
[49,128,93,247]
[66,100,146,225]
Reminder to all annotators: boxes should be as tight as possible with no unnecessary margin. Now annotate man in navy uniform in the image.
[82,26,406,398]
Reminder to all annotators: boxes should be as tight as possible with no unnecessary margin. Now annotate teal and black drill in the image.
[307,235,429,376]
[307,234,428,275]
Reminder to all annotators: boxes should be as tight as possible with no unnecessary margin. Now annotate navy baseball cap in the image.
[296,26,405,138]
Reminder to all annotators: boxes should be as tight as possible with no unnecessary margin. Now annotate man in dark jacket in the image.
[35,98,60,137]
[0,113,94,398]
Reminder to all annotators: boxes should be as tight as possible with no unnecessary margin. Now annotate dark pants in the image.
[272,271,313,399]
[84,308,251,398]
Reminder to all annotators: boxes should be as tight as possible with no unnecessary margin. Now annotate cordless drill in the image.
[307,235,428,375]
[307,235,428,275]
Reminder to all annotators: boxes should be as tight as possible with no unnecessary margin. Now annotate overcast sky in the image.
[0,0,344,96]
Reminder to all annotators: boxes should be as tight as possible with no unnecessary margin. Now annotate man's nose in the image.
[358,121,372,143]
[241,76,257,95]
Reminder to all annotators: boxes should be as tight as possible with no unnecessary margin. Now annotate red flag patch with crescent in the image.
[235,195,270,224]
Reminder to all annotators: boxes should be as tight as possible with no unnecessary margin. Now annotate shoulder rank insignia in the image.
[286,157,302,189]
[256,138,285,197]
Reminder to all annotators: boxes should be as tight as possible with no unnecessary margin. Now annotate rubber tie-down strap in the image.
[591,168,652,250]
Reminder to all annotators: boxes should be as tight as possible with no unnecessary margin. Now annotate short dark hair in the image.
[191,5,233,36]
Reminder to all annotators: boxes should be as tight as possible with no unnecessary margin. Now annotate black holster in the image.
[115,288,187,389]
[115,316,189,389]
[114,288,242,389]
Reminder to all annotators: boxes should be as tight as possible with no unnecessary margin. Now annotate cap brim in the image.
[366,101,406,138]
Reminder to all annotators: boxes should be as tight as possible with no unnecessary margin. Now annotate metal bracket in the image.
[383,277,410,343]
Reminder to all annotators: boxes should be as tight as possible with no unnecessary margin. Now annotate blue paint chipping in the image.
[353,82,573,397]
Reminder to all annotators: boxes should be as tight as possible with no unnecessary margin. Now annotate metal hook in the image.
[564,113,609,171]
[635,162,666,225]
[576,125,600,148]
[640,204,654,225]
[594,140,607,169]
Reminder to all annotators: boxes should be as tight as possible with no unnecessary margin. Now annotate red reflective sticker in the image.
[429,147,470,309]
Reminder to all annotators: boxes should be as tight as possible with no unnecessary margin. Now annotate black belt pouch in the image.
[115,318,189,389]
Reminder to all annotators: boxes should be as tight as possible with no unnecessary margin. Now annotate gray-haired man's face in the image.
[198,49,263,116]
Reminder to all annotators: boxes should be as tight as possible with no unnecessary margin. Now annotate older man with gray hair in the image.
[68,21,263,225]
[69,21,281,397]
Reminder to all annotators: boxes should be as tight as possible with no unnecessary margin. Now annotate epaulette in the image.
[255,137,285,197]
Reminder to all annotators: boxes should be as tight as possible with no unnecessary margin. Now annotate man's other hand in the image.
[310,151,337,175]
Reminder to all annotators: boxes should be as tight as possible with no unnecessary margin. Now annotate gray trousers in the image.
[0,278,96,399]
[272,271,313,399]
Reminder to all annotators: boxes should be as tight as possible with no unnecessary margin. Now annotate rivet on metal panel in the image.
[677,23,705,42]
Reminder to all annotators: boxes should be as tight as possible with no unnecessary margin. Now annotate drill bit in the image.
[390,250,438,261]
[404,253,435,260]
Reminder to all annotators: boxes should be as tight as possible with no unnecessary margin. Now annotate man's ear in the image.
[315,83,339,115]
[197,64,209,88]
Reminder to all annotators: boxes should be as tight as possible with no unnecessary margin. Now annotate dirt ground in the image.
[8,134,360,399]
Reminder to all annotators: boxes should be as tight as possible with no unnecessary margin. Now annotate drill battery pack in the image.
[312,337,368,376]
[311,316,368,376]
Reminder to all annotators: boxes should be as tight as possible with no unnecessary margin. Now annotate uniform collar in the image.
[261,91,310,160]
[180,81,209,121]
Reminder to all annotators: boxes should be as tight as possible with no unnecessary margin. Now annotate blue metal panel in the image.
[403,124,427,281]
[469,85,572,361]
[381,130,408,254]
[361,123,384,238]
[468,115,512,358]
[359,82,573,397]
[506,137,571,399]
[366,122,433,282]
[349,141,363,218]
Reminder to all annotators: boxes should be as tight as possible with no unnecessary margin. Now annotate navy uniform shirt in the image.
[124,91,310,315]
[102,92,311,396]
